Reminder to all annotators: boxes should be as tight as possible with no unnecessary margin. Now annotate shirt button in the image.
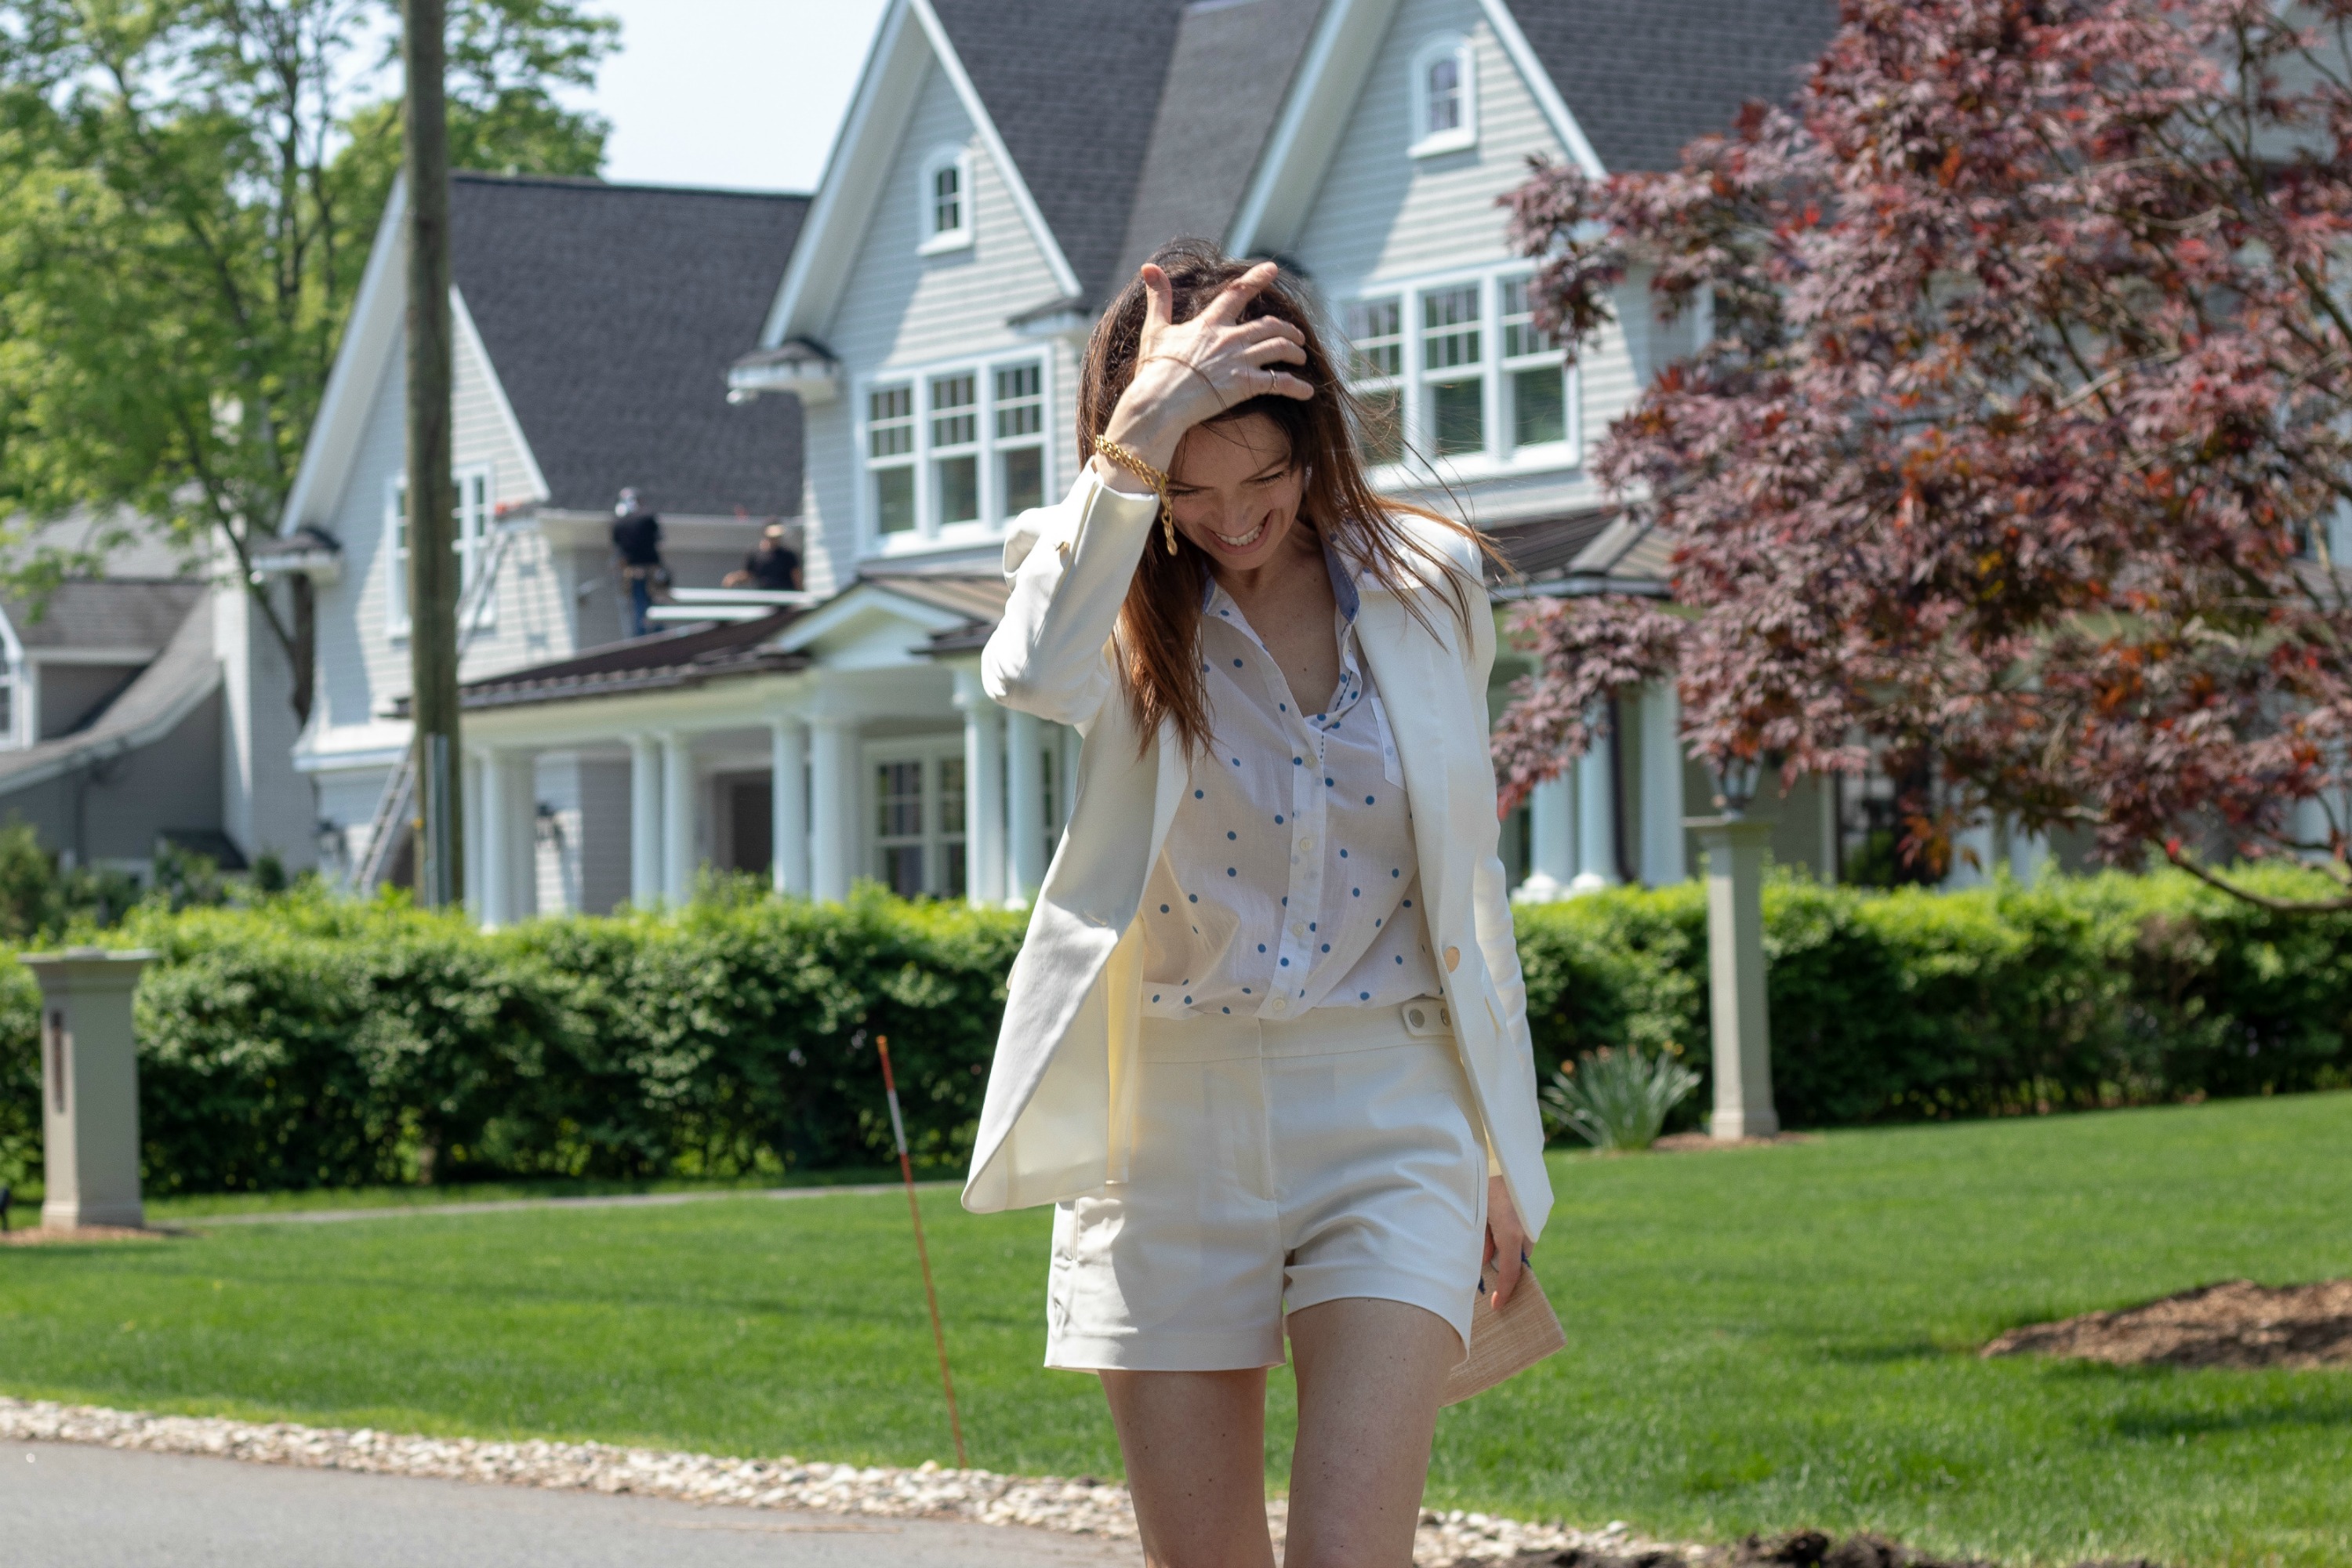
[1290,922,1305,937]
[1300,835,1315,851]
[1272,998,1288,1014]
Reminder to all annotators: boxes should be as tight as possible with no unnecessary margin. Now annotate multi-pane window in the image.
[870,749,968,898]
[1345,297,1404,466]
[869,385,916,534]
[1501,277,1570,449]
[1338,274,1579,472]
[1425,55,1461,136]
[995,363,1047,515]
[384,465,495,637]
[931,162,962,238]
[931,372,980,528]
[862,358,1050,546]
[1422,285,1484,457]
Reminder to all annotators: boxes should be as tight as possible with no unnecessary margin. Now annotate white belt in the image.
[1136,999,1454,1062]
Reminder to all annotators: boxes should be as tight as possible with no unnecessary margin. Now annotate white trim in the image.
[1473,0,1607,178]
[1407,32,1478,158]
[855,347,1054,558]
[384,472,410,639]
[906,0,1082,299]
[862,732,970,899]
[0,608,25,750]
[279,172,410,533]
[773,581,974,655]
[1227,0,1394,258]
[763,0,1081,347]
[915,142,975,255]
[449,287,551,503]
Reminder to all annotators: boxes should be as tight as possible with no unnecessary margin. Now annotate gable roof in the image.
[1507,0,1836,174]
[925,0,1192,306]
[0,592,220,793]
[448,174,811,517]
[1114,0,1328,282]
[0,580,205,653]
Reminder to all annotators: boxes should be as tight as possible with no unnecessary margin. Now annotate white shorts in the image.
[1044,1000,1490,1372]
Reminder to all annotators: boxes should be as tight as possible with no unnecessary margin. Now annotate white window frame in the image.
[0,614,25,750]
[1409,34,1477,158]
[862,735,969,899]
[384,462,496,641]
[1339,267,1582,485]
[856,350,1054,557]
[916,144,975,256]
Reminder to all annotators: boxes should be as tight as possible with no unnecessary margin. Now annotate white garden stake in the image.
[876,1035,967,1467]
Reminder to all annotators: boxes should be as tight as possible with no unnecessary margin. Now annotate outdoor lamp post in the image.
[1685,759,1779,1142]
[21,947,157,1230]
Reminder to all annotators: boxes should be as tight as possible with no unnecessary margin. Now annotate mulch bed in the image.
[1650,1132,1818,1152]
[1486,1529,2162,1567]
[0,1224,176,1247]
[1980,1278,2352,1370]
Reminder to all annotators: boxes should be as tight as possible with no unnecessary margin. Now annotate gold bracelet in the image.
[1091,434,1178,555]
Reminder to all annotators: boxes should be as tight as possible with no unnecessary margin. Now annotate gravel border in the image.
[0,1396,1693,1564]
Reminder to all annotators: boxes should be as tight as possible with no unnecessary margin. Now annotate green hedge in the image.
[1,870,2347,1194]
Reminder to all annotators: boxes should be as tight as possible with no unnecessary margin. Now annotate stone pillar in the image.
[661,732,695,904]
[1689,816,1777,1141]
[1638,681,1686,885]
[810,716,854,902]
[1005,707,1045,906]
[1570,716,1619,895]
[24,949,154,1230]
[770,716,808,896]
[628,735,662,905]
[1516,774,1575,902]
[954,670,1005,907]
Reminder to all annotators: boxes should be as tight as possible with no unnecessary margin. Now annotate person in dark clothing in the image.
[724,521,803,591]
[610,488,666,637]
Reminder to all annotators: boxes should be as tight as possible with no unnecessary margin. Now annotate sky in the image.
[585,1,893,194]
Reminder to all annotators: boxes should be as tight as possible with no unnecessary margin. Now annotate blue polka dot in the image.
[1189,894,1198,903]
[1152,993,1161,1002]
[1375,919,1383,927]
[1359,991,1370,1000]
[1293,757,1303,766]
[1392,868,1400,877]
[1279,702,1287,712]
[1281,896,1288,906]
[1320,943,1330,952]
[1160,904,1170,913]
[1275,815,1284,824]
[1325,777,1334,786]
[1228,866,1237,877]
[1222,1006,1231,1014]
[1395,955,1404,964]
[1232,757,1241,766]
[1365,795,1376,805]
[1232,658,1243,666]
[1352,887,1360,896]
[1403,899,1413,908]
[1194,789,1204,799]
[1280,957,1290,967]
[1184,996,1192,1004]
[1227,830,1237,840]
[1308,921,1317,931]
[1339,848,1348,858]
[1258,944,1266,953]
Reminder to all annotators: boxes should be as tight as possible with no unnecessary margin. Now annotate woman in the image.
[962,241,1552,1568]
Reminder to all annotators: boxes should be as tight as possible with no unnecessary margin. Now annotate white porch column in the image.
[1515,775,1575,902]
[479,748,510,927]
[810,716,854,902]
[1005,707,1045,906]
[1570,713,1619,894]
[461,750,485,916]
[628,735,662,906]
[2007,824,2049,884]
[1638,681,1687,885]
[661,733,695,903]
[1946,817,1994,889]
[770,716,808,896]
[954,670,1006,907]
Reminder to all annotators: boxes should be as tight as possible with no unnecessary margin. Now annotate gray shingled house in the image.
[283,0,1869,924]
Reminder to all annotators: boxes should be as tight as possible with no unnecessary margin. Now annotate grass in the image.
[2,1096,2348,1566]
[132,1166,926,1221]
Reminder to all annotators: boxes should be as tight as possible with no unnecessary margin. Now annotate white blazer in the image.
[960,470,1554,1243]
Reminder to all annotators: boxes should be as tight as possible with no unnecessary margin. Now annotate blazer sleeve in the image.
[1454,539,1537,1185]
[982,469,1163,728]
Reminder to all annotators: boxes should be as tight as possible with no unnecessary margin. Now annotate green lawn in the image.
[4,1096,2349,1566]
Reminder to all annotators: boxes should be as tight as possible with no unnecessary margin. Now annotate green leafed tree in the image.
[0,0,618,721]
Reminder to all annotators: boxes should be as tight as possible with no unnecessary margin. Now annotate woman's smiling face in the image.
[1165,413,1306,572]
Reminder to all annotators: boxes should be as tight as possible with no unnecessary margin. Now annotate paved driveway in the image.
[5,1441,1135,1566]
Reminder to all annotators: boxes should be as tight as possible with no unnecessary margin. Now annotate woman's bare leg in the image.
[1098,1367,1277,1568]
[1281,1298,1462,1568]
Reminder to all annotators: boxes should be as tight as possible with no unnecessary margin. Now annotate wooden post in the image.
[404,0,462,909]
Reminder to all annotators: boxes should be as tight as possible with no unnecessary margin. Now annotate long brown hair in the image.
[1079,238,1494,757]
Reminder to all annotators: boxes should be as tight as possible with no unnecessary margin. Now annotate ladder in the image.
[350,525,519,893]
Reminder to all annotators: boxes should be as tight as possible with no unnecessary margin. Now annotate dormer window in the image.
[1409,35,1477,158]
[918,146,974,255]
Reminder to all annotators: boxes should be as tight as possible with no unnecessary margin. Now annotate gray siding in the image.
[0,689,223,866]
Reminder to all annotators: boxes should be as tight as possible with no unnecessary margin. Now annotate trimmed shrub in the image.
[0,868,2347,1194]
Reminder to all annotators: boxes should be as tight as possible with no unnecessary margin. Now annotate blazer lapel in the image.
[1355,589,1463,935]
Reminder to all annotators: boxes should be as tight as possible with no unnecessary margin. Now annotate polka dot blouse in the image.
[1138,550,1441,1021]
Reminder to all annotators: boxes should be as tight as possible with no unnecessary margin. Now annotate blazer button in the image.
[1443,946,1461,971]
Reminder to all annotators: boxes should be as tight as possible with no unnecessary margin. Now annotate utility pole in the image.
[404,0,462,909]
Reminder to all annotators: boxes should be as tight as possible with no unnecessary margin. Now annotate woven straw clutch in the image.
[1440,1260,1567,1406]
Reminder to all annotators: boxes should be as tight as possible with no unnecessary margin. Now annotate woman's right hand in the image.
[1094,261,1315,482]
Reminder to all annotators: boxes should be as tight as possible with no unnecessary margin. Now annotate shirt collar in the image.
[1196,533,1361,622]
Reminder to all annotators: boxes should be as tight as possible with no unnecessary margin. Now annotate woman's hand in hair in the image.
[1098,260,1313,476]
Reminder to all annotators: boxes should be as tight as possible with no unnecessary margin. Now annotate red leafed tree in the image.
[1494,0,2352,909]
